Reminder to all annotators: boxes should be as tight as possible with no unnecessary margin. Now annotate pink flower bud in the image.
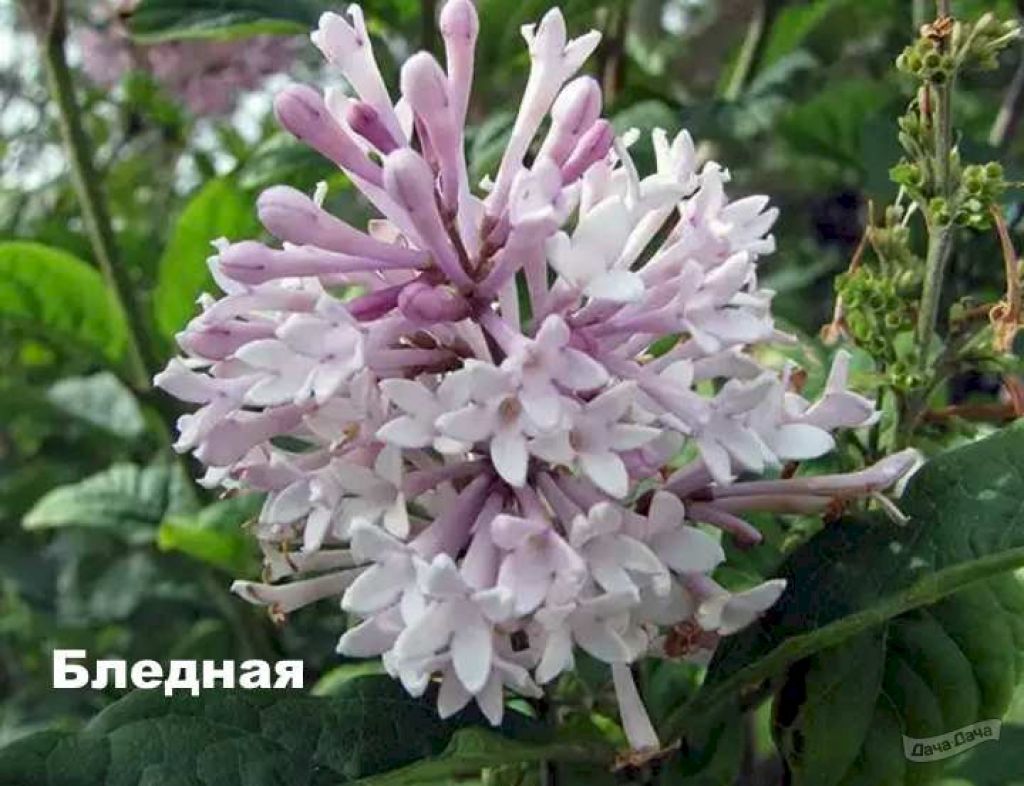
[561,119,614,183]
[274,84,383,186]
[348,285,405,321]
[401,52,460,207]
[346,101,400,153]
[439,0,479,131]
[540,77,602,165]
[398,281,471,325]
[439,0,479,43]
[383,149,472,288]
[257,186,426,266]
[178,320,276,360]
[217,241,402,285]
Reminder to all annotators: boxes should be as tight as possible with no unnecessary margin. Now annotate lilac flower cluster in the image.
[76,2,294,116]
[156,1,917,751]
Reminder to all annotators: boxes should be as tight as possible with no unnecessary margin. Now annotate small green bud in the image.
[984,161,1004,180]
[930,197,952,225]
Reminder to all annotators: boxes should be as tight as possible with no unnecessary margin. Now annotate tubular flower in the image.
[157,1,919,753]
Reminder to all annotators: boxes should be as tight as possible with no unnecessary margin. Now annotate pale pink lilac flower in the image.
[75,3,295,116]
[157,0,919,753]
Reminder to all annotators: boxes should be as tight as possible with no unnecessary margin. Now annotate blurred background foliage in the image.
[1,0,1023,780]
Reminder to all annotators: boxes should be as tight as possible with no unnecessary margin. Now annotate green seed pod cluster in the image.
[837,268,915,362]
[928,162,1007,231]
[964,14,1021,71]
[886,359,926,392]
[896,37,955,84]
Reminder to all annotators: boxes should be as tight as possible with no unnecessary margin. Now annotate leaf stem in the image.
[723,2,767,102]
[25,0,158,389]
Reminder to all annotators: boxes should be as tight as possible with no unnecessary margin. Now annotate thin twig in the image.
[923,402,1020,423]
[723,0,767,102]
[989,47,1024,149]
[24,0,159,389]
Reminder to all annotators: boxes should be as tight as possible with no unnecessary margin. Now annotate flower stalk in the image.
[914,0,956,368]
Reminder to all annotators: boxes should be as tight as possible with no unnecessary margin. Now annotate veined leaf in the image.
[665,424,1024,743]
[128,0,324,42]
[774,576,1024,786]
[46,372,147,440]
[0,242,127,364]
[0,677,585,785]
[153,179,259,341]
[23,461,198,543]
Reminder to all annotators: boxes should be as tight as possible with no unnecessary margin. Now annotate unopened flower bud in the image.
[275,84,383,185]
[383,149,472,288]
[561,119,614,183]
[398,281,471,325]
[401,52,460,206]
[346,101,400,153]
[178,320,276,360]
[257,186,427,267]
[541,77,602,165]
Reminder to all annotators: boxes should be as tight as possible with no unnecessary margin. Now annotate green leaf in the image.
[778,79,892,171]
[157,495,262,573]
[128,0,324,42]
[776,576,1024,786]
[153,179,259,340]
[23,461,198,543]
[759,0,847,71]
[665,424,1024,741]
[942,724,1024,785]
[772,629,888,785]
[46,372,147,440]
[0,677,581,785]
[0,242,127,364]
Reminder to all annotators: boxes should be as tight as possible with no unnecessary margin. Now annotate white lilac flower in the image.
[156,0,918,755]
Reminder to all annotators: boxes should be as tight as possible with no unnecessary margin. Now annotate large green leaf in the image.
[153,179,260,340]
[23,461,198,543]
[0,242,127,364]
[759,0,849,71]
[46,372,147,440]
[128,0,324,42]
[0,677,601,785]
[664,424,1024,742]
[774,576,1024,785]
[778,79,893,172]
